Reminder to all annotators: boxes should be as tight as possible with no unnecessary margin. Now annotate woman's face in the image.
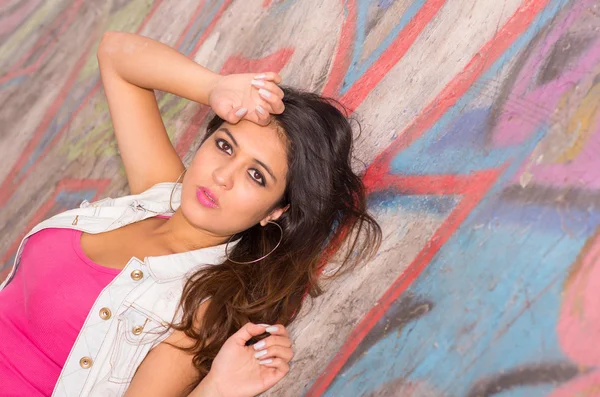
[181,120,289,237]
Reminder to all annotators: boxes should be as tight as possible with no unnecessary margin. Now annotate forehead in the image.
[217,120,288,175]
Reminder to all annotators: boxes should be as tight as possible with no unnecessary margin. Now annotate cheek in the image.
[190,145,217,169]
[226,181,270,214]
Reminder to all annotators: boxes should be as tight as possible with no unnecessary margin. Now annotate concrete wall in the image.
[1,1,599,396]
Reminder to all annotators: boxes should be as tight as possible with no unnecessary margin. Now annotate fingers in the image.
[251,76,285,115]
[254,345,294,363]
[232,322,273,345]
[258,88,285,114]
[258,357,290,374]
[264,324,289,338]
[250,80,284,99]
[253,104,272,126]
[252,325,293,363]
[233,323,289,345]
[253,335,291,350]
[254,72,283,85]
[250,85,285,115]
[225,106,248,124]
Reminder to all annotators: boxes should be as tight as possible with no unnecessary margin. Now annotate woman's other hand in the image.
[208,72,285,126]
[196,323,293,397]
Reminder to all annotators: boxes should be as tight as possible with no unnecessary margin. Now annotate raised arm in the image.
[96,32,284,194]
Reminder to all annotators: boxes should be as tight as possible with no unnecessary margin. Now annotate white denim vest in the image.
[0,182,232,397]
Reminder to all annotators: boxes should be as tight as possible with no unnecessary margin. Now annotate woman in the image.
[0,31,381,396]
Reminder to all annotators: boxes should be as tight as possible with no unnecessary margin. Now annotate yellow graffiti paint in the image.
[81,0,155,79]
[0,1,64,65]
[555,81,600,163]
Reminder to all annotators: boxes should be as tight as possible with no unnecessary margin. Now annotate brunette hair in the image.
[172,87,382,386]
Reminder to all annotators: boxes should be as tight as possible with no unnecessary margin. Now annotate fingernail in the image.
[251,79,265,87]
[258,88,271,98]
[259,359,273,365]
[266,326,279,333]
[256,105,265,115]
[235,108,247,117]
[258,324,271,327]
[253,341,266,350]
[254,350,268,358]
[254,73,267,79]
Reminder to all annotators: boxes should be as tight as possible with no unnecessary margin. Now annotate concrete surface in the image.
[1,0,599,396]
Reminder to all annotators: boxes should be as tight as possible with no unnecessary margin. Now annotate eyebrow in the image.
[218,128,278,183]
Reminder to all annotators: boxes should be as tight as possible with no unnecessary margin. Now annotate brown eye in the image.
[216,139,233,154]
[248,169,265,186]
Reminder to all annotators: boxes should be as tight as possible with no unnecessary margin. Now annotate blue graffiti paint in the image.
[321,0,584,396]
[0,189,98,272]
[391,107,524,175]
[378,0,396,9]
[0,254,16,273]
[179,0,226,56]
[267,0,297,15]
[327,187,595,396]
[20,77,99,176]
[0,75,26,90]
[55,189,98,212]
[340,0,427,94]
[390,0,573,175]
[368,193,459,216]
[18,0,226,177]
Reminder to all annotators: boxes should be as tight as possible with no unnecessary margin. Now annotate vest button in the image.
[79,356,93,369]
[132,325,144,335]
[99,307,112,320]
[130,269,143,281]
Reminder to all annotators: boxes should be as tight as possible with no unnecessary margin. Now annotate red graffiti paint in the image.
[0,0,166,207]
[306,0,553,395]
[322,0,447,113]
[0,0,83,86]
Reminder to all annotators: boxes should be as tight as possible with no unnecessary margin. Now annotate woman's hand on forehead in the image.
[208,72,285,127]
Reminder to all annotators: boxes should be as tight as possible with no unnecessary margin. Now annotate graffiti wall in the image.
[1,0,598,396]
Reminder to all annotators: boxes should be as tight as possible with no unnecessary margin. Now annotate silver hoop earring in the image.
[225,221,283,264]
[169,168,187,212]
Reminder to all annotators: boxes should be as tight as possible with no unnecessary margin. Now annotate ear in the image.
[259,204,290,227]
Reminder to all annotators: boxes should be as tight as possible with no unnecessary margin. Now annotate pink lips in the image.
[196,187,219,208]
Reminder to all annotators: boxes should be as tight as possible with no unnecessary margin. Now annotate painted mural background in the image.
[1,0,598,396]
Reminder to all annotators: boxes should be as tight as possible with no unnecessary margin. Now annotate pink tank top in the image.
[0,228,119,396]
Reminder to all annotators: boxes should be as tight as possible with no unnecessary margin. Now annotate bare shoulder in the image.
[124,329,197,397]
[124,303,210,397]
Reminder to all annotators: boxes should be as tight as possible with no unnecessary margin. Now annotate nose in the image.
[212,164,234,190]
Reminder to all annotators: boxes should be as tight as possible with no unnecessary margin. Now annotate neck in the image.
[150,210,228,254]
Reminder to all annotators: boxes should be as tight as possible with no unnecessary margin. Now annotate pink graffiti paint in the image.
[517,116,600,189]
[548,370,600,397]
[551,229,600,396]
[494,0,600,189]
[557,231,600,367]
[0,0,166,207]
[0,0,44,37]
[0,0,84,86]
[492,0,600,148]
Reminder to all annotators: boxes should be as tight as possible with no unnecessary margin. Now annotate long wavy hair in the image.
[172,86,382,386]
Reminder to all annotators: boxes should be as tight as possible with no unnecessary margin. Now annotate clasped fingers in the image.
[251,325,294,365]
[250,78,285,115]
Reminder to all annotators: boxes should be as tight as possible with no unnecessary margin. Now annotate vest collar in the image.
[145,241,232,282]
